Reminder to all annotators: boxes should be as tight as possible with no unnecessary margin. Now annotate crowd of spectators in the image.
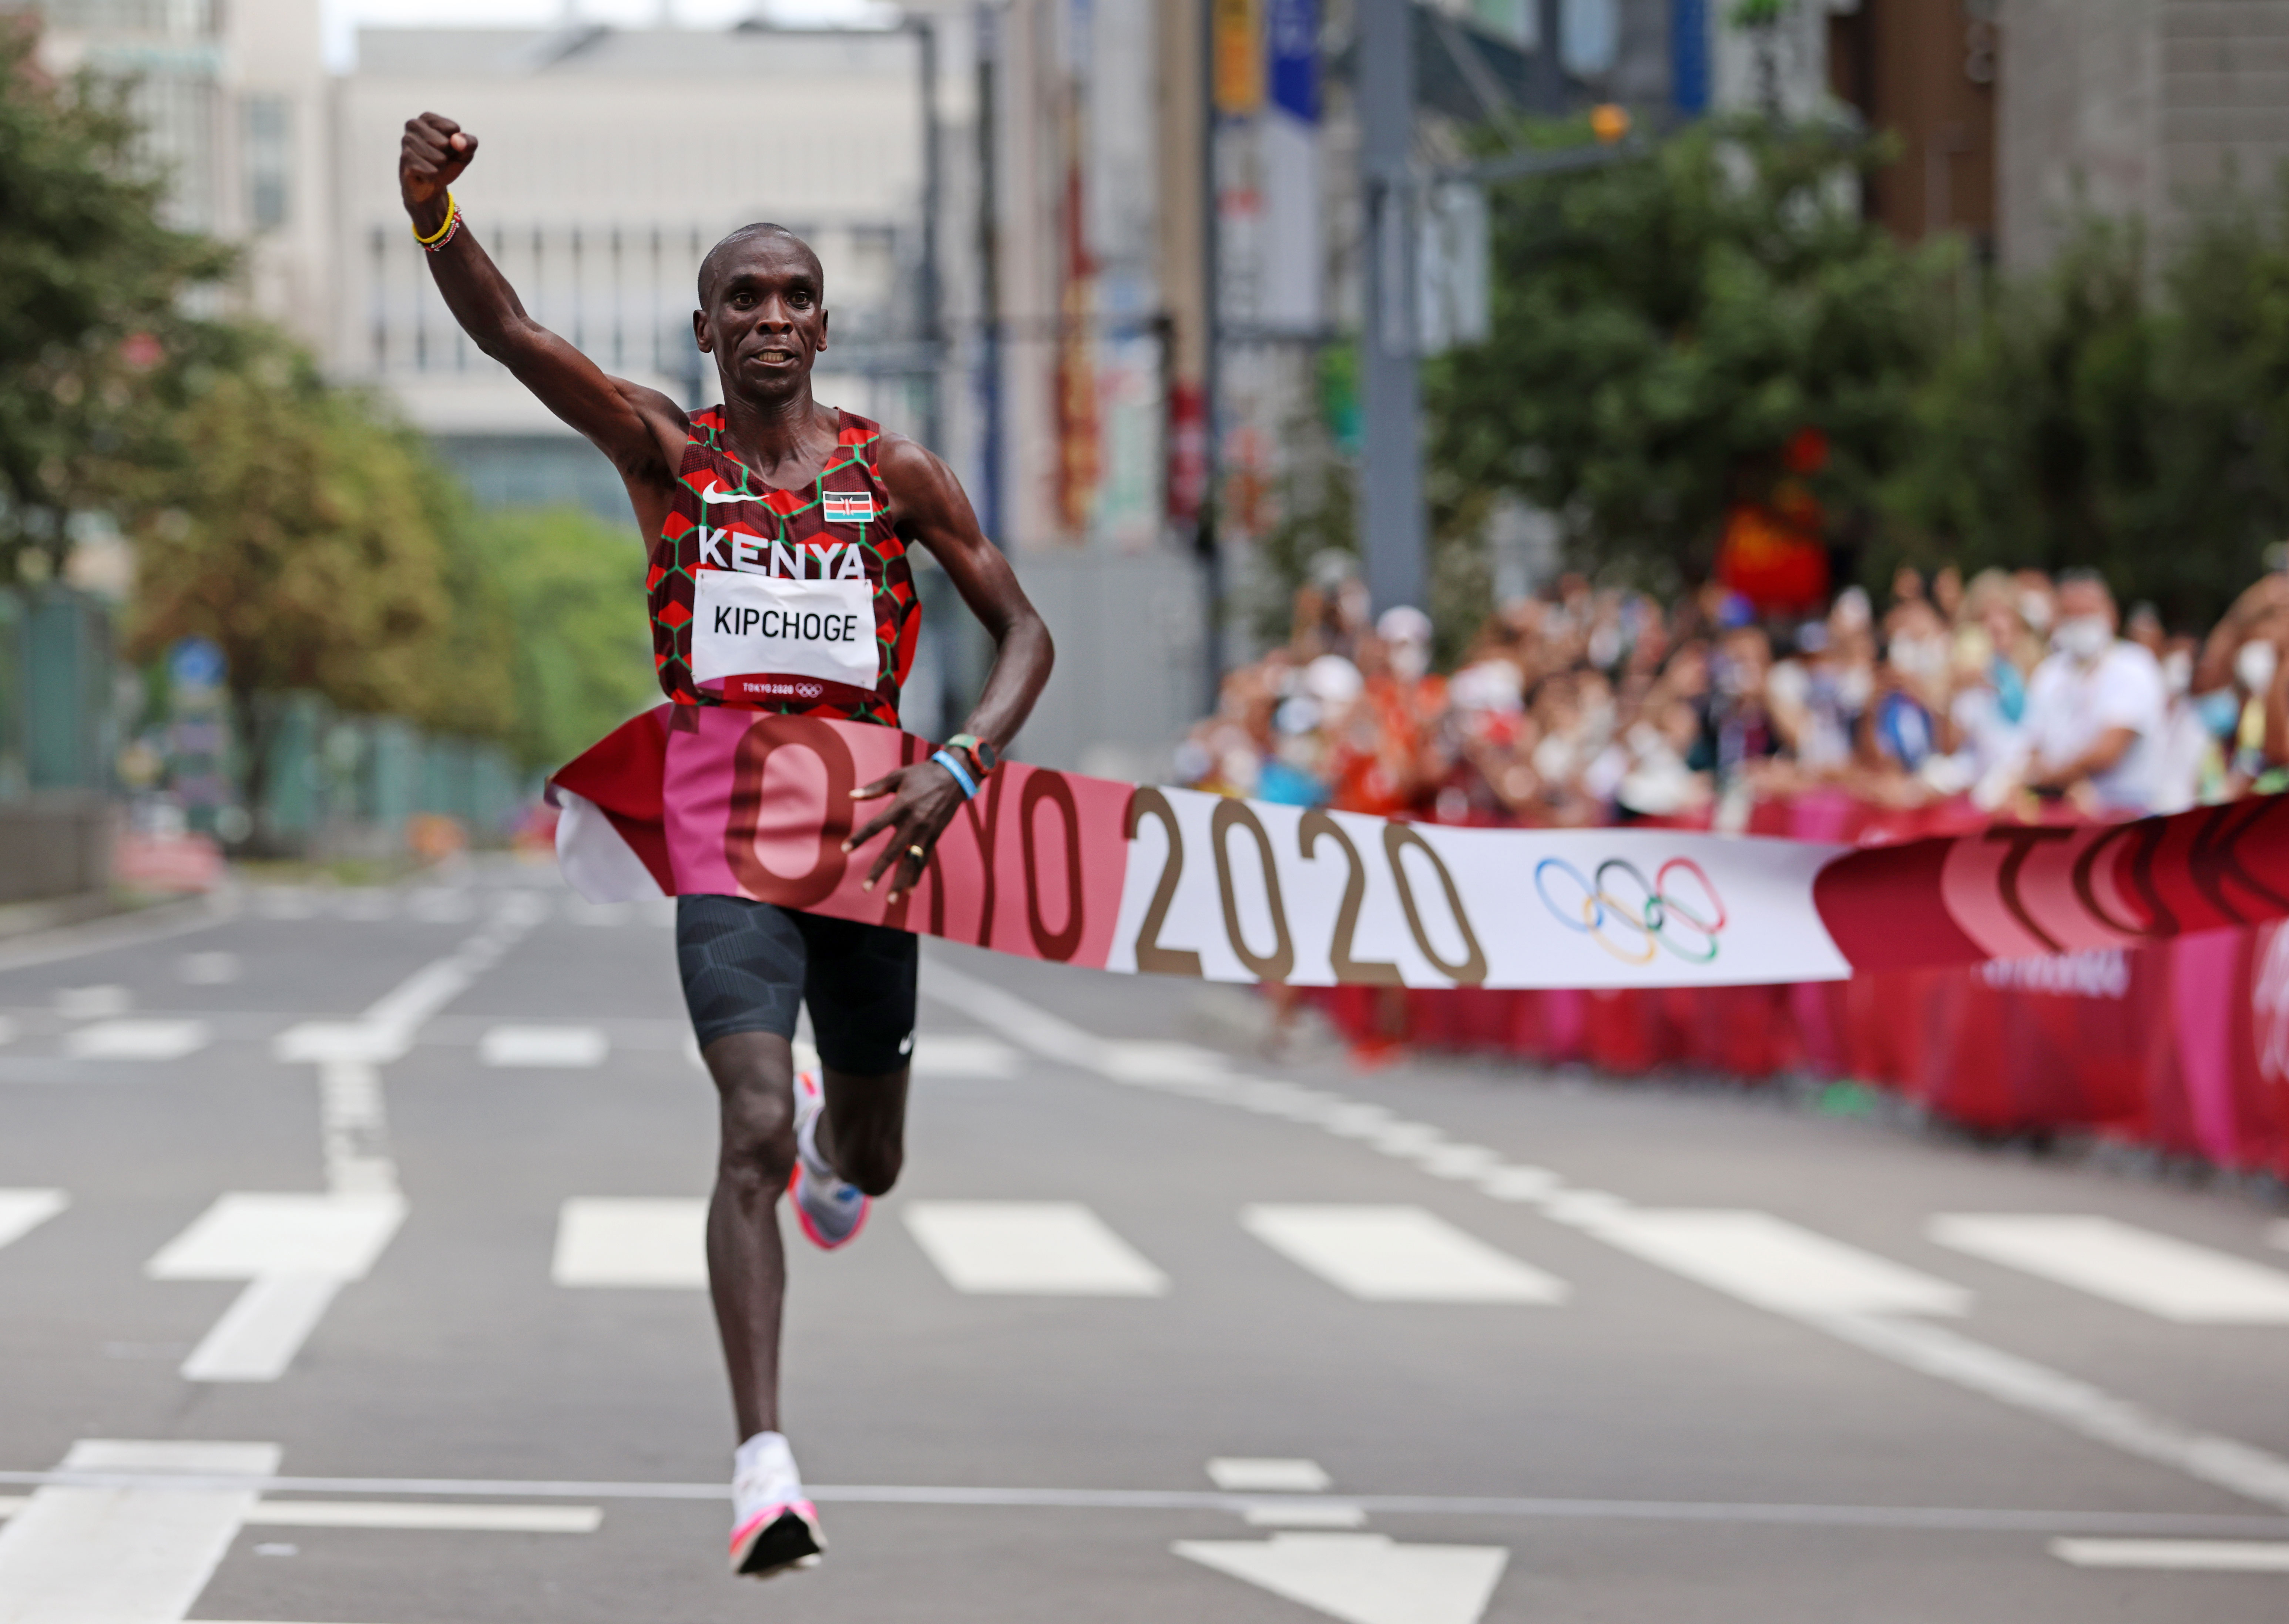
[1175,552,2289,827]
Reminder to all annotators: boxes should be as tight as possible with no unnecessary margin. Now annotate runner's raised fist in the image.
[400,112,477,212]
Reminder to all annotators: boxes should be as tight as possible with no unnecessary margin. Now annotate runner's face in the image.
[696,240,829,395]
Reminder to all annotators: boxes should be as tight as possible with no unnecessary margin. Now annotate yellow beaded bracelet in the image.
[412,192,459,246]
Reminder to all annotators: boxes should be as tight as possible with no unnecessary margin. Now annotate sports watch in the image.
[945,733,1000,778]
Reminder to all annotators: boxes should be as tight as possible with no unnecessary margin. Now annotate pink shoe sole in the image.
[730,1500,825,1577]
[788,1161,870,1250]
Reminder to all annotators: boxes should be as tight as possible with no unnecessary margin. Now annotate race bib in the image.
[690,570,877,694]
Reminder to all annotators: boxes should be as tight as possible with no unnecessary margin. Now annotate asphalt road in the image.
[3,860,2288,1623]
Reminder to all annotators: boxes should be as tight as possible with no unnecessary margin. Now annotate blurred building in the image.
[1824,1,1999,254]
[27,0,335,346]
[1996,0,2289,272]
[334,21,947,517]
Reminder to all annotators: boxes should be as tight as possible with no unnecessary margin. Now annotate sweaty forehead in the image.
[699,229,825,304]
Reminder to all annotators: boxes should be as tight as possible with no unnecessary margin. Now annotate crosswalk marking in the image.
[904,1201,1168,1296]
[479,1025,610,1068]
[1585,1209,1971,1317]
[0,1190,66,1253]
[1931,1214,2289,1325]
[1209,1459,1333,1492]
[2050,1538,2289,1571]
[62,1019,210,1061]
[0,1439,278,1624]
[552,1198,708,1288]
[1240,1205,1567,1305]
[148,1194,407,1382]
[149,1194,405,1282]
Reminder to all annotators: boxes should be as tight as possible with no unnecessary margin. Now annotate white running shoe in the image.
[729,1431,823,1578]
[789,1070,869,1250]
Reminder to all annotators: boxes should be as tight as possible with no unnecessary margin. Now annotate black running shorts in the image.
[675,894,918,1076]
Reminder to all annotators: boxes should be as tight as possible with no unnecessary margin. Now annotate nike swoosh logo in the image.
[696,486,758,505]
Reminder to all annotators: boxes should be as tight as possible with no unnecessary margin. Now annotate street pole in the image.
[1356,0,1426,616]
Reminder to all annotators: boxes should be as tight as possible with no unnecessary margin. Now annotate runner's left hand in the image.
[846,762,968,901]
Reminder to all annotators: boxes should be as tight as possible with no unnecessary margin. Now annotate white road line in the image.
[1816,1312,2289,1512]
[1245,1502,1370,1528]
[0,1190,66,1253]
[0,1439,278,1624]
[178,1277,348,1383]
[53,985,130,1019]
[1174,1533,1509,1624]
[911,1034,1021,1078]
[1584,1208,1971,1318]
[1,1468,2284,1536]
[149,1194,406,1282]
[552,1199,708,1288]
[1241,1205,1568,1305]
[479,1026,609,1068]
[61,1019,210,1061]
[1931,1214,2289,1325]
[925,965,2289,1518]
[0,1497,598,1534]
[1210,1459,1333,1492]
[2049,1537,2289,1571]
[148,1194,406,1383]
[242,1501,601,1533]
[903,1201,1168,1296]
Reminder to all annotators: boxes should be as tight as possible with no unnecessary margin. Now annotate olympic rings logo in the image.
[1533,856,1729,966]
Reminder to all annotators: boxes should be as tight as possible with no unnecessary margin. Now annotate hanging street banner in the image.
[550,708,2289,991]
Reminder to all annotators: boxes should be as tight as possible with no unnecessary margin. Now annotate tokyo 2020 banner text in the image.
[549,707,2289,990]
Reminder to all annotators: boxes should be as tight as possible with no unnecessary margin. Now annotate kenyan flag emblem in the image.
[822,491,876,522]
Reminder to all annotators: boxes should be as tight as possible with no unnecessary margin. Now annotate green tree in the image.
[1426,117,1953,588]
[0,19,230,582]
[475,507,655,772]
[1882,186,2289,626]
[121,339,491,811]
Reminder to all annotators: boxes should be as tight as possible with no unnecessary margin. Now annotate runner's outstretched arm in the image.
[845,436,1054,899]
[399,112,685,528]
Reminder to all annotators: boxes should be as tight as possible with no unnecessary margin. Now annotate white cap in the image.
[1302,654,1364,705]
[1376,605,1432,645]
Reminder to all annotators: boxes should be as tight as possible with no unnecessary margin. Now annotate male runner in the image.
[399,112,1053,1578]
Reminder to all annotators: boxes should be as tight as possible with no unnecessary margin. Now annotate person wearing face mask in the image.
[2017,570,2168,813]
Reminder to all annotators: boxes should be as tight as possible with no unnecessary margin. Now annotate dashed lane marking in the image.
[552,1198,708,1288]
[479,1025,609,1068]
[0,1190,65,1253]
[1209,1460,1333,1493]
[61,1018,210,1061]
[1932,1214,2289,1325]
[1241,1205,1568,1305]
[904,1201,1169,1296]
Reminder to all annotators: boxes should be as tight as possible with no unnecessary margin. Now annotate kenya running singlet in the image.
[650,408,919,726]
